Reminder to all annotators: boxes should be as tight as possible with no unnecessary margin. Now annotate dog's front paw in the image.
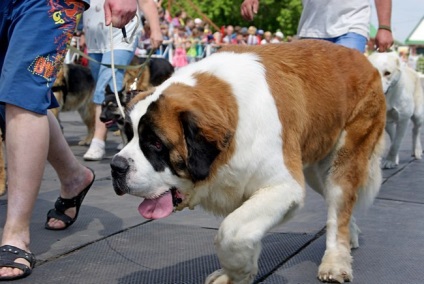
[318,250,352,283]
[412,149,422,160]
[382,159,398,169]
[205,269,253,284]
[205,269,230,284]
[318,263,352,283]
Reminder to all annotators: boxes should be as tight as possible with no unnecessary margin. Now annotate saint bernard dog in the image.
[110,40,386,284]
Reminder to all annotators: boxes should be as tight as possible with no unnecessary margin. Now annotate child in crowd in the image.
[172,26,188,69]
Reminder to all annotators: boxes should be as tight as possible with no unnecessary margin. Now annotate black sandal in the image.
[0,245,36,281]
[45,168,95,230]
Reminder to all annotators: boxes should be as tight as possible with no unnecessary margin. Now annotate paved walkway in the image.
[1,111,423,284]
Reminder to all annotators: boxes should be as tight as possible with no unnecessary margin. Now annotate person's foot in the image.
[83,145,105,161]
[45,167,95,229]
[83,138,105,161]
[0,243,34,280]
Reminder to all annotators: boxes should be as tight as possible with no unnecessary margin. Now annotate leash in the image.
[109,28,155,119]
[69,45,143,70]
[68,44,155,71]
[109,24,125,118]
[131,48,155,90]
[107,15,155,119]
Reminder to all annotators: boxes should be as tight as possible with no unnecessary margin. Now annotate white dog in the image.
[368,52,424,169]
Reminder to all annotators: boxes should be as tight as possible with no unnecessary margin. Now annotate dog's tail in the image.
[355,133,385,212]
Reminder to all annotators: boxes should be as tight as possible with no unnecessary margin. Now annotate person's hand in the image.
[104,0,137,28]
[375,29,393,52]
[241,0,259,21]
[149,30,163,50]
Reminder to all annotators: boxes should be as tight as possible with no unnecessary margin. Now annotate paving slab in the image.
[378,160,424,203]
[264,199,424,284]
[17,223,318,284]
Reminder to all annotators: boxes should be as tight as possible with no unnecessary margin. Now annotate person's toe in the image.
[0,257,30,278]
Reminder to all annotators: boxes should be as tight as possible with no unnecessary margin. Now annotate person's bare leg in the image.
[0,105,49,278]
[0,108,95,278]
[45,110,94,229]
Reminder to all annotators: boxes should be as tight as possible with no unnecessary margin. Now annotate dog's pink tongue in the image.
[138,191,173,219]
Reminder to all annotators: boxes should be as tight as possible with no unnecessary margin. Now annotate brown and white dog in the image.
[110,41,386,283]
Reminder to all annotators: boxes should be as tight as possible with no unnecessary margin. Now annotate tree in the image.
[162,0,303,37]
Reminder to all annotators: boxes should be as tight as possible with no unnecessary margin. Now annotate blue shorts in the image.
[0,0,85,116]
[303,32,368,53]
[89,49,136,105]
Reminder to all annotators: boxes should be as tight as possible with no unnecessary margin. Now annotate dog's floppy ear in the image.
[180,111,221,182]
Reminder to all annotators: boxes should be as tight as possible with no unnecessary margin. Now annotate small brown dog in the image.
[51,63,96,146]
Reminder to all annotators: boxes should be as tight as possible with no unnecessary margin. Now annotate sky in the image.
[370,0,424,43]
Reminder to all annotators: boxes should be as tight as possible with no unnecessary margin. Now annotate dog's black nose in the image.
[99,114,107,123]
[111,155,129,174]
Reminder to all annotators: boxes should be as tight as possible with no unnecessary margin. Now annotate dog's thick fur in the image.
[51,63,96,146]
[111,41,386,283]
[123,56,174,92]
[368,52,424,168]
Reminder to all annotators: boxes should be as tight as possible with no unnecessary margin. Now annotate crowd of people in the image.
[135,0,393,68]
[136,6,289,69]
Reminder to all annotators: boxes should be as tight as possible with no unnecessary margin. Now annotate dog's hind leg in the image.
[305,160,362,249]
[77,102,95,146]
[318,106,385,283]
[411,114,423,159]
[411,74,424,159]
[383,117,409,168]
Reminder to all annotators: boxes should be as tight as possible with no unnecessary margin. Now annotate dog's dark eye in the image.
[151,139,163,151]
[384,71,391,76]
